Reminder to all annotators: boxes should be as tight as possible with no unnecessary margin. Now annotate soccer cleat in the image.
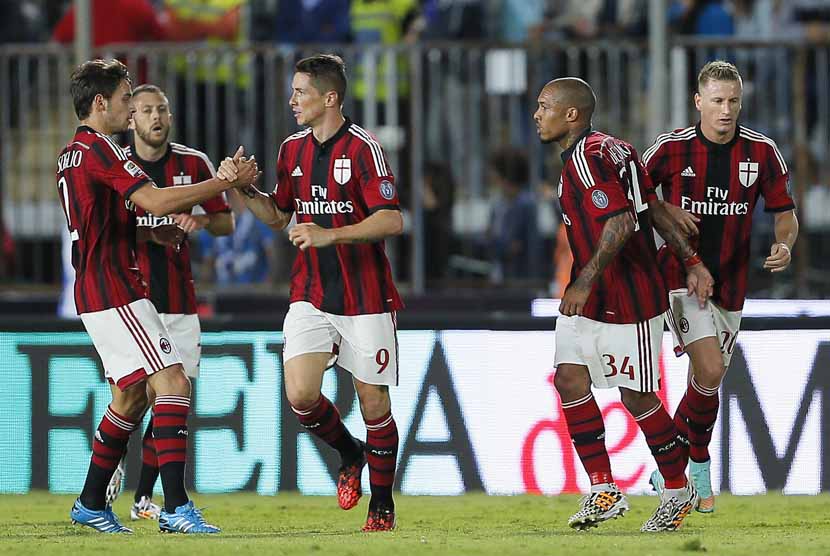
[158,501,221,534]
[131,496,162,520]
[70,498,132,534]
[337,441,367,510]
[640,482,698,532]
[690,459,715,513]
[362,505,396,532]
[567,484,630,531]
[649,469,665,497]
[105,456,126,506]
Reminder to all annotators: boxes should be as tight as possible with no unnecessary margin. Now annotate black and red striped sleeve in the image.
[759,141,796,213]
[271,141,295,213]
[353,136,399,213]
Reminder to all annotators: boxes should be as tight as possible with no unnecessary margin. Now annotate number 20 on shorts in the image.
[602,354,635,380]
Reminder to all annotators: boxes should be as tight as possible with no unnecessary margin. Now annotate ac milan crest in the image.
[334,157,351,185]
[738,160,759,188]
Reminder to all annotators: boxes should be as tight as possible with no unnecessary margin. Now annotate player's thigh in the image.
[282,302,341,405]
[581,314,663,392]
[329,311,399,387]
[667,289,718,356]
[160,313,201,378]
[80,298,183,392]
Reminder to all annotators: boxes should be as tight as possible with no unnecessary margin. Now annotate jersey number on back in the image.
[58,177,79,241]
[619,161,647,231]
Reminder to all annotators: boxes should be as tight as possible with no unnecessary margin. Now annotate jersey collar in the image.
[695,122,740,151]
[560,126,593,163]
[312,117,352,150]
[129,141,172,167]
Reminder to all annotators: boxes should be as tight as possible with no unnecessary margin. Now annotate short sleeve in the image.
[642,137,671,189]
[354,137,399,213]
[90,138,150,199]
[194,154,230,214]
[760,143,796,213]
[270,143,295,213]
[579,152,633,222]
[630,148,658,203]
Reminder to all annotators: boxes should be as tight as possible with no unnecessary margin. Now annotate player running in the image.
[534,77,714,532]
[218,54,403,532]
[58,59,257,534]
[106,84,235,521]
[643,61,798,512]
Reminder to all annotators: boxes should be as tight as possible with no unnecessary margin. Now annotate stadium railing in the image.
[0,39,827,297]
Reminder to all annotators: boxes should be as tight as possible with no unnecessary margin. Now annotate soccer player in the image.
[58,59,257,534]
[643,61,798,512]
[534,77,714,532]
[105,84,235,521]
[218,54,403,532]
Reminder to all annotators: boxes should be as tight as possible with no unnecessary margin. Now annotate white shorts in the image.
[666,289,742,367]
[282,301,399,386]
[554,313,664,392]
[80,298,183,391]
[160,313,201,378]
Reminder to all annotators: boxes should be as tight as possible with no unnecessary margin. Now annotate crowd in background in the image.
[2,0,830,299]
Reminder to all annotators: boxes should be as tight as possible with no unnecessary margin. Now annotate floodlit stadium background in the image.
[1,1,830,496]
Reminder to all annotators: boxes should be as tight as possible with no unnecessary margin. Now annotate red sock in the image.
[365,411,398,508]
[673,393,691,463]
[635,403,687,489]
[154,395,190,511]
[292,395,361,461]
[80,406,138,509]
[686,376,720,463]
[561,393,613,486]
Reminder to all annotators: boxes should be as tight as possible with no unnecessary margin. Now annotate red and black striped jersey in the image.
[125,142,230,315]
[558,129,668,324]
[643,124,795,311]
[272,118,403,316]
[56,126,151,314]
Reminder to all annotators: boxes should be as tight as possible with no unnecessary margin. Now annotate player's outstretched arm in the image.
[648,199,714,307]
[656,200,700,236]
[764,209,798,273]
[289,209,403,251]
[130,155,259,217]
[560,212,634,316]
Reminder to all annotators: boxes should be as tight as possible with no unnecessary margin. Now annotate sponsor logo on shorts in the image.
[679,318,690,333]
[160,337,172,354]
[380,180,396,200]
[591,189,609,209]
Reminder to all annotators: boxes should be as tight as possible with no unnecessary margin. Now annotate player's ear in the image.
[325,91,338,108]
[566,106,579,123]
[94,93,107,113]
[694,92,702,111]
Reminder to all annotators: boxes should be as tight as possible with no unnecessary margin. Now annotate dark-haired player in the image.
[58,59,257,534]
[219,54,402,532]
[534,77,714,532]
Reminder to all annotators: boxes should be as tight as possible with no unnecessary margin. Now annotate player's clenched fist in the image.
[289,223,335,250]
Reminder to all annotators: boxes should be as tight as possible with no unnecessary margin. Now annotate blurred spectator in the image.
[496,0,545,43]
[271,0,351,44]
[197,192,277,285]
[422,161,456,284]
[529,0,603,41]
[669,0,734,35]
[487,147,540,283]
[164,0,247,161]
[0,0,47,43]
[422,0,489,40]
[52,0,166,46]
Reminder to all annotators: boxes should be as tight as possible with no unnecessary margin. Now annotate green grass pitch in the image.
[1,492,830,555]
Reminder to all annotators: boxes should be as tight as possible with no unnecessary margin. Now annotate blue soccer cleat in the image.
[159,501,221,534]
[649,469,665,497]
[70,498,133,534]
[690,459,715,513]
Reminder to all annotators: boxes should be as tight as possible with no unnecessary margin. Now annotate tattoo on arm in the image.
[574,212,635,289]
[649,201,695,259]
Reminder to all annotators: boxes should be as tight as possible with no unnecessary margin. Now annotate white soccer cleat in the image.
[105,456,126,506]
[567,484,629,531]
[641,482,698,532]
[131,495,162,520]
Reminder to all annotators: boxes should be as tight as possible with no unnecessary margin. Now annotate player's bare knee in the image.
[620,388,659,416]
[694,360,726,389]
[286,387,322,411]
[553,366,590,400]
[149,364,191,398]
[112,384,149,420]
[356,384,390,420]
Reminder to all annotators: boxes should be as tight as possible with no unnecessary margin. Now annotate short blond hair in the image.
[698,61,742,91]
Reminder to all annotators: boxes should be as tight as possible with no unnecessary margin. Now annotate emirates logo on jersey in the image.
[295,185,355,215]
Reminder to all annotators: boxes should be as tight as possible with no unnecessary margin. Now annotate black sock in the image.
[159,463,188,512]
